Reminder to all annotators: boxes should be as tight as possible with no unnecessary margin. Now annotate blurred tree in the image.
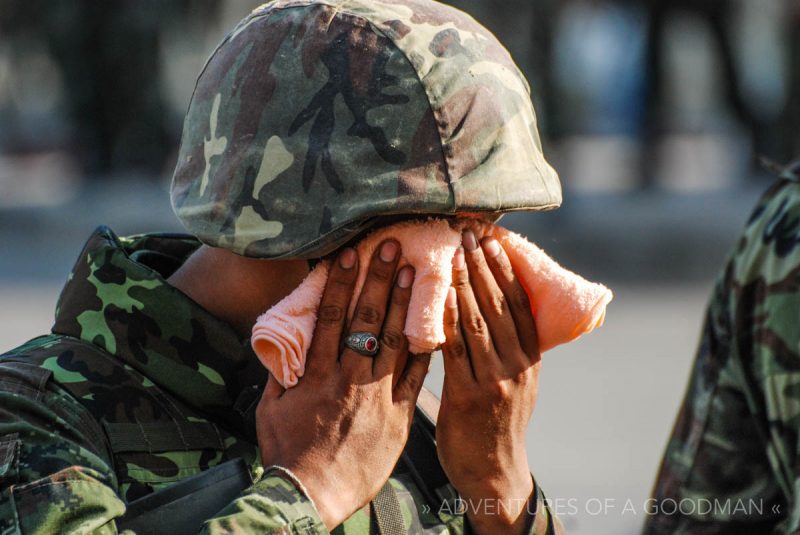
[0,0,221,179]
[640,0,781,183]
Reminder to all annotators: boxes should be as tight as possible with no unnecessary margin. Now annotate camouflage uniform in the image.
[0,226,560,533]
[644,166,800,534]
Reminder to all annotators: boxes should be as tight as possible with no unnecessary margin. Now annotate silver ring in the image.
[345,331,380,357]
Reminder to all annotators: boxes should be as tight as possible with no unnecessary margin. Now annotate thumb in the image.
[395,352,432,412]
[263,372,286,400]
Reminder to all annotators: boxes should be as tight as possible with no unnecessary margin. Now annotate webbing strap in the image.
[103,421,224,453]
[371,481,406,535]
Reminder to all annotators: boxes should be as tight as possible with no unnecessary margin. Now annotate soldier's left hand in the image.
[437,229,540,535]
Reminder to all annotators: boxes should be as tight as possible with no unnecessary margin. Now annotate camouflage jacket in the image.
[644,169,800,534]
[0,226,558,534]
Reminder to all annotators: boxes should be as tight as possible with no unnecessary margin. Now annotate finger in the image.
[394,352,432,411]
[441,286,476,383]
[481,236,540,363]
[373,265,414,385]
[451,245,501,380]
[462,230,524,363]
[263,372,285,400]
[306,248,358,376]
[341,240,400,373]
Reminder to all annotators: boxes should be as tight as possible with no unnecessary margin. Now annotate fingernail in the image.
[446,286,457,308]
[482,237,501,258]
[380,241,398,262]
[340,248,356,269]
[397,266,414,288]
[452,247,465,270]
[462,230,478,251]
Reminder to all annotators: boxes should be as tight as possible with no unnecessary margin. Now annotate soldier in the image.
[0,1,565,533]
[644,161,800,534]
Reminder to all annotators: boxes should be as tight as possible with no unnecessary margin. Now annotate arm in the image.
[644,179,800,534]
[0,361,330,535]
[437,230,565,535]
[0,361,125,534]
[240,241,431,532]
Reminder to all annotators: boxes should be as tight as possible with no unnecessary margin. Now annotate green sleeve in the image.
[376,472,562,535]
[451,482,565,535]
[200,474,327,534]
[644,179,800,534]
[0,361,125,534]
[0,357,563,534]
[0,362,327,535]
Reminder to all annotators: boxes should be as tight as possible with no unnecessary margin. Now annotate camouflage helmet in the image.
[170,0,561,259]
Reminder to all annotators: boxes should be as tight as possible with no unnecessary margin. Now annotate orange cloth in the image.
[252,219,613,387]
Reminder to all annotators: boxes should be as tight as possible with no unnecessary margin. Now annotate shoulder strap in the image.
[118,458,252,535]
[371,481,406,535]
[368,387,457,533]
[402,388,456,510]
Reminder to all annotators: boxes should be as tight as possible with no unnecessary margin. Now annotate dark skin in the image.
[169,232,541,534]
[258,241,431,528]
[439,230,540,534]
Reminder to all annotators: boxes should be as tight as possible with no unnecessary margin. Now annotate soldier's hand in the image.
[438,230,539,535]
[255,240,431,530]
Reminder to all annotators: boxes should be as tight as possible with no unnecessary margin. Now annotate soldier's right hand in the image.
[255,240,431,530]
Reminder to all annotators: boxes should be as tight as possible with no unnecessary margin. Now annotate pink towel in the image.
[252,219,613,388]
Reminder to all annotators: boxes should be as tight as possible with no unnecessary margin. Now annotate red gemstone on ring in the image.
[365,337,377,352]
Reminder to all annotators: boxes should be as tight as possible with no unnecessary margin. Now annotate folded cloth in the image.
[252,218,613,388]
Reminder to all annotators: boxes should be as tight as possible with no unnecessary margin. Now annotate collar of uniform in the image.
[52,225,266,417]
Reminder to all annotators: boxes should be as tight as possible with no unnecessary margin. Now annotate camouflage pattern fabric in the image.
[170,0,561,260]
[644,166,800,534]
[0,226,559,534]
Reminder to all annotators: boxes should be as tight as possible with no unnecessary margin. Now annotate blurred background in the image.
[1,1,798,533]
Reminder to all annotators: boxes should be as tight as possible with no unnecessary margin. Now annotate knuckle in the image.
[391,287,411,307]
[465,314,487,336]
[444,315,459,331]
[329,274,355,289]
[492,253,513,274]
[452,270,470,289]
[474,258,492,276]
[318,304,345,324]
[335,378,359,400]
[356,305,382,325]
[488,293,507,316]
[401,372,422,395]
[465,247,485,265]
[444,340,467,359]
[511,286,531,312]
[368,265,393,284]
[453,276,470,291]
[511,367,533,386]
[381,329,407,351]
[487,380,512,401]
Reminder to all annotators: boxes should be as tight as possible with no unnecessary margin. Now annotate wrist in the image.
[266,464,351,530]
[461,475,535,535]
[452,449,531,499]
[454,456,533,534]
